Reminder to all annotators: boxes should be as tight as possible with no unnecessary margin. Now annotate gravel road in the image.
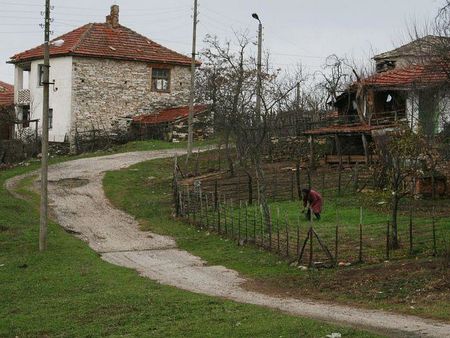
[6,150,450,337]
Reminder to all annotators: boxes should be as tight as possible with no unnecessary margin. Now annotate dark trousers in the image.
[305,209,321,221]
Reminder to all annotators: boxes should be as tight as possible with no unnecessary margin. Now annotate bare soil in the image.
[6,149,450,338]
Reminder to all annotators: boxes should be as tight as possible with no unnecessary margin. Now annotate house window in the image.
[38,64,45,86]
[48,108,53,129]
[22,106,30,128]
[152,68,170,92]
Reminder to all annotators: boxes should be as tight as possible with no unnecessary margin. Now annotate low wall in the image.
[0,139,40,164]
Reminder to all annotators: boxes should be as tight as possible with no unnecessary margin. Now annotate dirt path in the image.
[6,150,450,337]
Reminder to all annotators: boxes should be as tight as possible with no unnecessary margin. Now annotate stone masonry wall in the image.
[71,57,191,142]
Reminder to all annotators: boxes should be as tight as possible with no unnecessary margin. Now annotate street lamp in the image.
[252,13,262,119]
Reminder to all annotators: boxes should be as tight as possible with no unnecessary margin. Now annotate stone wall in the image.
[71,57,191,142]
[172,111,214,142]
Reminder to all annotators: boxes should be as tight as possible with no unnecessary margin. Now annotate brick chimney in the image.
[106,5,119,28]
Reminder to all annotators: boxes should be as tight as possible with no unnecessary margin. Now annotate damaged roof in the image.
[0,81,14,107]
[374,35,450,60]
[133,105,209,125]
[361,64,448,89]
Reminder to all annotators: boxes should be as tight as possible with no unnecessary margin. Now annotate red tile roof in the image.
[10,23,196,66]
[0,81,14,107]
[133,105,209,125]
[304,123,394,136]
[362,64,448,88]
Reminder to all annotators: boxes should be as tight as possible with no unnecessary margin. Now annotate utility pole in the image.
[40,0,51,251]
[252,13,263,119]
[296,82,300,110]
[187,0,198,158]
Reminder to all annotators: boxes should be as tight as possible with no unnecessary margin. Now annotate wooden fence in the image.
[178,162,373,207]
[174,164,449,267]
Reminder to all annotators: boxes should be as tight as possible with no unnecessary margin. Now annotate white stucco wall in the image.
[27,56,73,142]
[438,91,450,132]
[406,92,419,131]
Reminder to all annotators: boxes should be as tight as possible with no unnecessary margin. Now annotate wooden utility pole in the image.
[252,13,263,119]
[40,0,51,251]
[187,0,198,158]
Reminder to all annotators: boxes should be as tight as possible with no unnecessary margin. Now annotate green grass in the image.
[68,138,216,159]
[0,141,381,337]
[103,153,450,322]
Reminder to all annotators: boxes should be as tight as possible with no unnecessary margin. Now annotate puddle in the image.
[53,178,90,188]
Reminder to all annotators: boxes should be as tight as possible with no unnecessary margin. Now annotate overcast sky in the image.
[0,0,445,84]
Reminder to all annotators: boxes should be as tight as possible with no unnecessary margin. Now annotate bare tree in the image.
[375,127,426,248]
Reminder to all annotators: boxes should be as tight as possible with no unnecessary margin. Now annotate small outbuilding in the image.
[131,104,213,142]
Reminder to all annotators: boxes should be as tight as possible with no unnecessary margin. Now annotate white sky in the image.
[0,0,445,84]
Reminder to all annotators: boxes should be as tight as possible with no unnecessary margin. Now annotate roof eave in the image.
[8,52,195,67]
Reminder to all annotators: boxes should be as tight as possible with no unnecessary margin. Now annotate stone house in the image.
[8,5,197,149]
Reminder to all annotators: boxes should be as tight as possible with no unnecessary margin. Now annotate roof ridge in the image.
[69,23,94,53]
[10,21,196,66]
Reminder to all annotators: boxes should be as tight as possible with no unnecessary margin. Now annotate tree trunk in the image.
[296,160,302,200]
[224,130,235,176]
[246,171,253,205]
[254,157,271,238]
[391,193,400,249]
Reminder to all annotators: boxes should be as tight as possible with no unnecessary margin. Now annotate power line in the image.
[0,0,190,13]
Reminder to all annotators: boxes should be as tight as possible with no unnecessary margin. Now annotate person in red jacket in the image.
[302,188,323,220]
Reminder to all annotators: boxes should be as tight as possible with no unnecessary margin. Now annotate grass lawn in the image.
[0,141,380,337]
[103,153,450,322]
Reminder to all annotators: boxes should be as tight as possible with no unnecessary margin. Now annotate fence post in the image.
[297,215,301,257]
[290,170,294,201]
[253,206,257,242]
[230,198,234,239]
[260,205,264,247]
[238,201,242,244]
[199,188,204,228]
[187,190,191,224]
[179,191,184,217]
[309,207,313,268]
[224,195,228,235]
[296,161,302,200]
[205,194,209,228]
[217,194,221,234]
[285,215,290,257]
[173,156,179,217]
[192,187,197,226]
[409,205,413,256]
[335,224,339,266]
[359,207,363,263]
[432,208,437,257]
[386,221,390,260]
[245,202,249,243]
[308,227,313,268]
[214,180,218,211]
[353,163,359,192]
